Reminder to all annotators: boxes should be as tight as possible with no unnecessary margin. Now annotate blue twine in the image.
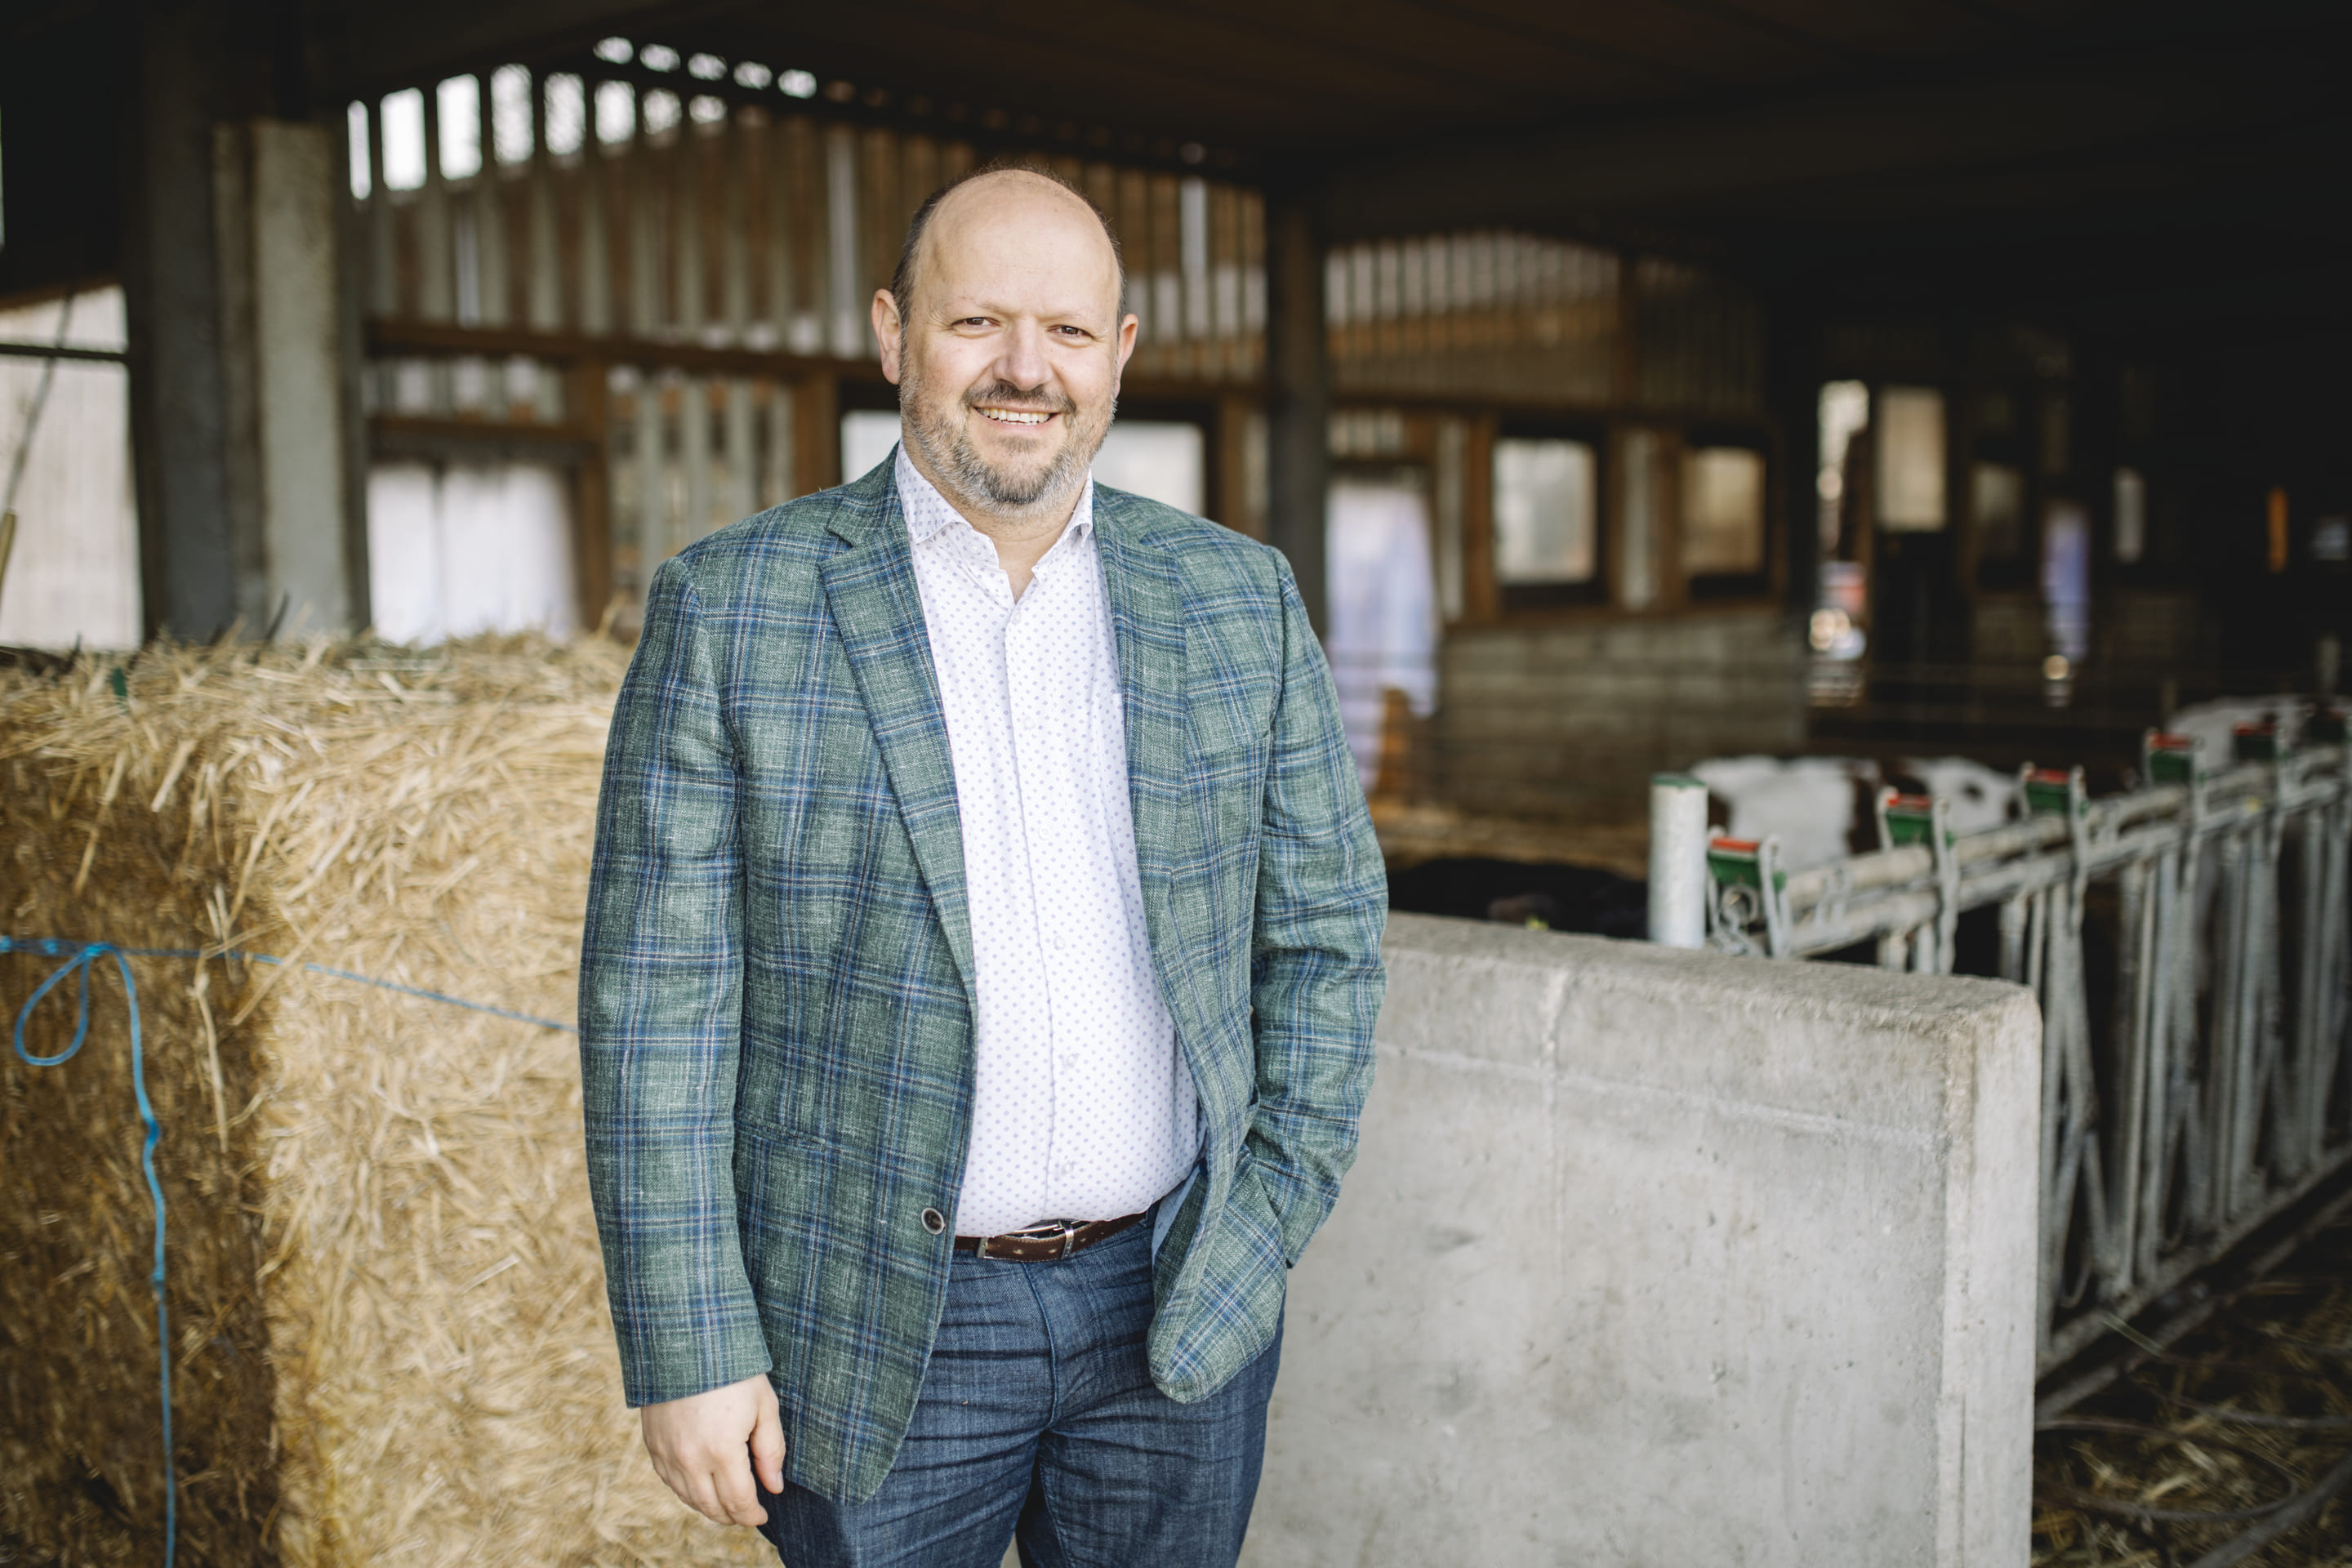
[2,934,577,1567]
[5,938,172,1568]
[121,947,577,1034]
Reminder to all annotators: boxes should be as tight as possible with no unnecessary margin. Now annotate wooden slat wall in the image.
[362,83,1270,369]
[352,67,1762,638]
[355,72,1284,631]
[1321,233,1762,417]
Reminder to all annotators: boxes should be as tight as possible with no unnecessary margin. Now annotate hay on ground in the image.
[1,635,772,1566]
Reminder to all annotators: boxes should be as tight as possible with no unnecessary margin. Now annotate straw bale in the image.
[2,635,771,1566]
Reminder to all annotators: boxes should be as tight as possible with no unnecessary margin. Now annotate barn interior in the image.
[7,0,2346,835]
[7,3,2352,1563]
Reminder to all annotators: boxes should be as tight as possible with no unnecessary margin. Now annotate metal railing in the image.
[1655,730,2352,1369]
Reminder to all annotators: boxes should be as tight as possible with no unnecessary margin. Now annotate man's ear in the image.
[872,289,906,383]
[1113,312,1139,381]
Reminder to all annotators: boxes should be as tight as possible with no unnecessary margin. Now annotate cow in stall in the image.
[1386,703,2331,935]
[1384,755,2018,935]
[2163,695,2314,767]
[1690,755,2020,871]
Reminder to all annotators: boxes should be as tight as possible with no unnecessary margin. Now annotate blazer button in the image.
[920,1207,947,1236]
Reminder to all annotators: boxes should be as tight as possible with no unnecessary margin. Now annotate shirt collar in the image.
[893,439,1095,554]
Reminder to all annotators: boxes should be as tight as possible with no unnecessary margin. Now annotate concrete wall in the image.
[1248,915,2039,1568]
[1435,607,1806,820]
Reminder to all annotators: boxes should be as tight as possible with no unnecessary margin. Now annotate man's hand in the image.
[639,1373,786,1526]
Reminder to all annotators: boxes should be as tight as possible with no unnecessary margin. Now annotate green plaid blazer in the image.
[578,457,1387,1503]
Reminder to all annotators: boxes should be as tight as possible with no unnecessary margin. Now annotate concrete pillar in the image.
[1263,184,1329,631]
[213,118,363,636]
[124,7,361,640]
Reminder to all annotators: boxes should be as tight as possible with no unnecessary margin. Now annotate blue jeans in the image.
[756,1219,1281,1568]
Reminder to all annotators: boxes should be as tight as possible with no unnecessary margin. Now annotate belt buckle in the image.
[986,1218,1081,1261]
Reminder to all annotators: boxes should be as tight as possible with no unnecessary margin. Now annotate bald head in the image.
[890,165,1125,326]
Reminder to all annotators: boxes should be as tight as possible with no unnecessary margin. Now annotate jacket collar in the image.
[816,457,976,992]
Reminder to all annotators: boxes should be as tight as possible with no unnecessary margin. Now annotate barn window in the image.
[1876,386,1947,532]
[436,77,481,180]
[379,89,426,190]
[1681,445,1765,580]
[1492,436,1598,604]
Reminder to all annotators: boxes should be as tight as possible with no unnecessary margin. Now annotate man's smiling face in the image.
[877,171,1137,525]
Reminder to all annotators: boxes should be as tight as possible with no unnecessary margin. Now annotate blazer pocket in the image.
[1222,1159,1292,1326]
[1183,660,1278,760]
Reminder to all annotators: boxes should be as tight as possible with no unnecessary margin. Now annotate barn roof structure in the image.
[1,0,2345,662]
[310,0,2350,313]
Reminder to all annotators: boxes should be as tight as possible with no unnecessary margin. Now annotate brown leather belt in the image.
[953,1211,1146,1262]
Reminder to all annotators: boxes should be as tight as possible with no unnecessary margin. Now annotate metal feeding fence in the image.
[1652,724,2352,1369]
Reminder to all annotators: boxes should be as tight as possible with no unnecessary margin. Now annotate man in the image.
[579,163,1386,1568]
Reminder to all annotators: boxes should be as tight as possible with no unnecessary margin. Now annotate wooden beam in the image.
[125,2,243,642]
[0,341,129,363]
[364,315,1257,403]
[1462,413,1497,624]
[567,359,614,633]
[368,413,599,448]
[1212,390,1262,540]
[794,371,840,495]
[369,314,849,376]
[1263,184,1328,630]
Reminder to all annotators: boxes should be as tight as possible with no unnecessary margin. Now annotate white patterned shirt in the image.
[895,443,1201,1237]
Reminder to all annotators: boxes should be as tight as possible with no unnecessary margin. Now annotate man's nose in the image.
[994,321,1053,393]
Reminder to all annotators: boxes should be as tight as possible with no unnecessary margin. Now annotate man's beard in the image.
[900,363,1112,517]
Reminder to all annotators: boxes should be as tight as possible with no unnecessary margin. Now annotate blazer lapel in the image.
[1093,489,1194,1009]
[817,468,976,993]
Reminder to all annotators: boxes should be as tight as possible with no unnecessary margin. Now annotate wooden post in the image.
[675,117,705,337]
[418,87,454,413]
[1612,250,1640,410]
[127,4,242,639]
[681,375,713,540]
[1212,391,1263,541]
[474,73,508,328]
[636,368,666,564]
[1463,413,1498,623]
[796,372,841,494]
[569,358,613,631]
[628,130,662,337]
[1263,182,1330,631]
[725,379,757,525]
[527,74,563,333]
[579,84,612,335]
[720,111,751,341]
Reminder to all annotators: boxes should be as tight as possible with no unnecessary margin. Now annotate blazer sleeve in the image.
[1244,553,1389,1264]
[578,557,771,1407]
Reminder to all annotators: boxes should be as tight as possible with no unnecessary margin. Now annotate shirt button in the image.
[920,1207,947,1236]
